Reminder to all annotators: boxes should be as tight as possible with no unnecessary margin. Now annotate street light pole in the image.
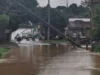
[47,0,50,40]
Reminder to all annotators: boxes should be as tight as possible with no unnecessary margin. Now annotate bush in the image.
[0,48,9,58]
[93,45,100,52]
[0,53,2,58]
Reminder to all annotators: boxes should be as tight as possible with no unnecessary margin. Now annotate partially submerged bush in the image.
[93,45,100,52]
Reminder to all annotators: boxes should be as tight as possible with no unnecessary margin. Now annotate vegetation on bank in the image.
[0,48,9,58]
[88,5,100,40]
[92,45,100,52]
[43,40,68,44]
[90,4,100,52]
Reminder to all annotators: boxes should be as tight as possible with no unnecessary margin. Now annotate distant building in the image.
[65,18,91,44]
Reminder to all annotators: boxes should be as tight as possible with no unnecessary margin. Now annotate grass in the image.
[0,48,9,58]
[43,40,68,44]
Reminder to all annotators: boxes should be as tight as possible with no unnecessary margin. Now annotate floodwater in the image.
[0,44,100,75]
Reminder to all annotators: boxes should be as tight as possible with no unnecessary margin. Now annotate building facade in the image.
[65,18,91,44]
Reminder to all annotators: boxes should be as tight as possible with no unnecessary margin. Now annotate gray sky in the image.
[37,0,84,7]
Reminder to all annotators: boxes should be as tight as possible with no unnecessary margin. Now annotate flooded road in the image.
[0,44,100,75]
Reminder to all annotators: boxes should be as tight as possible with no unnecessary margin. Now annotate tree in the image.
[68,4,78,15]
[39,7,67,39]
[0,14,9,40]
[4,0,39,31]
[92,5,100,41]
[56,6,67,10]
[0,14,9,24]
[68,3,89,17]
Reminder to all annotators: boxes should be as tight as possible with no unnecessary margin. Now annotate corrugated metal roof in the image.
[69,18,90,22]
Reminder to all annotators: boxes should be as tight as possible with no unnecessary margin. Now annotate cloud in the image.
[37,0,82,7]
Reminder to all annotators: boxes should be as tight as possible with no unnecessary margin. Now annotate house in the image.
[65,18,91,44]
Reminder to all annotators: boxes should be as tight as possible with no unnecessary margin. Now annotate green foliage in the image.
[50,8,66,32]
[0,0,38,9]
[0,48,9,53]
[93,5,100,26]
[15,0,38,10]
[89,29,96,37]
[44,40,67,43]
[0,48,9,58]
[69,4,78,15]
[0,14,9,25]
[0,53,2,58]
[68,4,89,17]
[6,0,38,30]
[93,45,100,52]
[92,5,100,41]
[39,7,67,38]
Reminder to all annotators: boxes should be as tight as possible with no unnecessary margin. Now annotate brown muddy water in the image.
[0,44,100,75]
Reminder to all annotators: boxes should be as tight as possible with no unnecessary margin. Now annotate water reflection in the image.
[37,49,93,75]
[8,44,69,75]
[91,55,100,75]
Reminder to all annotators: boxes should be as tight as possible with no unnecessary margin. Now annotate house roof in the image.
[69,18,90,22]
[68,21,91,29]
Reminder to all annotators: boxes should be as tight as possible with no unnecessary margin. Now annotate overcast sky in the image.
[37,0,84,7]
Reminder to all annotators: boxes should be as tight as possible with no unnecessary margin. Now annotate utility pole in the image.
[89,0,94,29]
[66,0,69,37]
[47,0,50,40]
[66,0,68,8]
